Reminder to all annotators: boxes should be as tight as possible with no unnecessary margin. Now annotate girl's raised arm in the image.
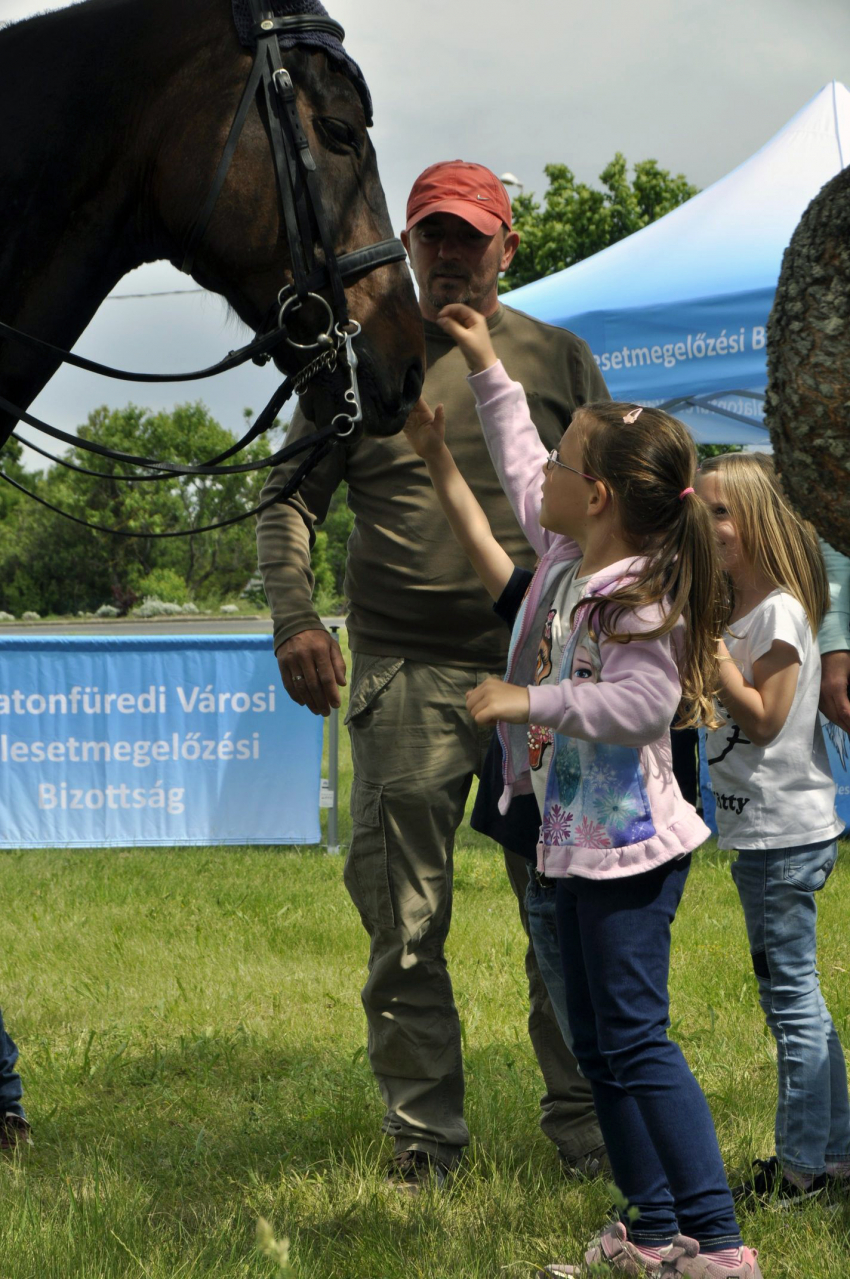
[403,399,514,601]
[437,303,562,559]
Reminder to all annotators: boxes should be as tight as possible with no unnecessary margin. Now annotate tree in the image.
[0,434,30,525]
[501,154,698,292]
[0,402,272,616]
[767,165,850,556]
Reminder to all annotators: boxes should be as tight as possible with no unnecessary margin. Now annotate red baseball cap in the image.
[405,160,513,235]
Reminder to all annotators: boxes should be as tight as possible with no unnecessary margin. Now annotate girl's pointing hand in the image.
[466,677,530,726]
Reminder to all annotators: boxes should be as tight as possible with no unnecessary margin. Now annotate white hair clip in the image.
[622,407,643,424]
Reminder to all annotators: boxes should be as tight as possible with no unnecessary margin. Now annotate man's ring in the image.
[293,675,305,682]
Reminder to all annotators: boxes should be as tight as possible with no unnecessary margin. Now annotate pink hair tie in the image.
[679,486,695,500]
[622,406,643,424]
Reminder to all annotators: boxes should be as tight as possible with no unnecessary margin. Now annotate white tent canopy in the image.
[503,82,850,443]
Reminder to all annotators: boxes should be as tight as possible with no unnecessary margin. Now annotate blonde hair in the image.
[574,402,725,730]
[697,452,828,633]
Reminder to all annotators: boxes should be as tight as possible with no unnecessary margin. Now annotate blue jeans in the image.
[556,857,741,1251]
[732,838,850,1175]
[0,1006,25,1119]
[525,866,575,1051]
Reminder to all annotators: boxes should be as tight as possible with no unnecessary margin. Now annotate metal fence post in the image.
[323,617,345,855]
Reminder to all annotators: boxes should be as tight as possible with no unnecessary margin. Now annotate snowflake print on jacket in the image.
[542,803,573,845]
[573,815,611,849]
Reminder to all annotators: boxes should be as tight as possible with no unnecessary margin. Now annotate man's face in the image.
[401,212,517,320]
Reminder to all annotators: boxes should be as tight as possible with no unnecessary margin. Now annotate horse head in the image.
[157,21,425,439]
[0,0,425,452]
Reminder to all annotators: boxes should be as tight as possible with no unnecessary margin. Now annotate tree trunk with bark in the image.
[766,165,850,556]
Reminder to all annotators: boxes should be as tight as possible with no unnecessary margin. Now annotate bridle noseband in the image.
[0,3,409,536]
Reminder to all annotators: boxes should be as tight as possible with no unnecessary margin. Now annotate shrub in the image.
[134,597,189,618]
[134,568,189,605]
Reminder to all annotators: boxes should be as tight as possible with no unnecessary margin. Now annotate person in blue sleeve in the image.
[819,541,850,734]
[0,1005,30,1151]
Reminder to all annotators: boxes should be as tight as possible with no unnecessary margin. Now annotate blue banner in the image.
[576,289,774,405]
[0,636,322,847]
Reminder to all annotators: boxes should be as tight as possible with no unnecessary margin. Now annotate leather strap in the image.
[0,427,338,537]
[0,390,302,476]
[251,15,345,41]
[0,239,404,382]
[180,45,267,275]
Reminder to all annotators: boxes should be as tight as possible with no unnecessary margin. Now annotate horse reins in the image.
[0,2,408,537]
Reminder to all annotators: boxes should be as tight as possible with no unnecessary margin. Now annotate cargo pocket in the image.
[344,655,404,725]
[343,777,396,931]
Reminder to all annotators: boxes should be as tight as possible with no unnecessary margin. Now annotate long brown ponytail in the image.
[575,402,724,729]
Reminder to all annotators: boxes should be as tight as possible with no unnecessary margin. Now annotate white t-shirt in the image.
[705,589,842,850]
[528,562,591,815]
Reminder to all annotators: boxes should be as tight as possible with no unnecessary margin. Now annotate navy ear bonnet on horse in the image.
[232,0,374,125]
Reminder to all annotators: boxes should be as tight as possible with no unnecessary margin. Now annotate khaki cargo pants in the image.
[343,654,603,1166]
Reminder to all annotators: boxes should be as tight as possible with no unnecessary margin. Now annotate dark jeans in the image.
[525,866,574,1050]
[556,857,741,1250]
[0,1006,25,1119]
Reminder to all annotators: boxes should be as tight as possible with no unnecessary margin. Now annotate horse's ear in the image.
[230,3,374,124]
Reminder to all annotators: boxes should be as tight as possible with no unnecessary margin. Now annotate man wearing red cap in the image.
[257,160,609,1189]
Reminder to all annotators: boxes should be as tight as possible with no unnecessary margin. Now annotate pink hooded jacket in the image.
[469,361,710,879]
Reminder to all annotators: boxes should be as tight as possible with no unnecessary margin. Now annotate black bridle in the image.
[0,2,407,537]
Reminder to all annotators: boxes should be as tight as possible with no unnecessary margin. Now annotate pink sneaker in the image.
[537,1221,669,1276]
[660,1235,763,1278]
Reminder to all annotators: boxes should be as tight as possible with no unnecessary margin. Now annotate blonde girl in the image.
[698,453,848,1207]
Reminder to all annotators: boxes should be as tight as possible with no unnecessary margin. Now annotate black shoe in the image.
[386,1149,451,1194]
[731,1156,827,1207]
[0,1113,33,1153]
[558,1144,610,1179]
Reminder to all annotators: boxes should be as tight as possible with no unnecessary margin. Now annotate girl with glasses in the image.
[404,301,761,1278]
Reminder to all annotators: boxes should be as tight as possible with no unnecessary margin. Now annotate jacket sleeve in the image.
[255,404,348,654]
[468,361,580,560]
[526,607,681,747]
[819,539,850,654]
[493,566,534,629]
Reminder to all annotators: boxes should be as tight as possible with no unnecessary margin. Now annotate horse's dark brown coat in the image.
[0,0,424,451]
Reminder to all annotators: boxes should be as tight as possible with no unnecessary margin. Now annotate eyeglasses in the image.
[545,449,598,482]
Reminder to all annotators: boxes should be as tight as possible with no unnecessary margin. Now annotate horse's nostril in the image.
[402,359,424,406]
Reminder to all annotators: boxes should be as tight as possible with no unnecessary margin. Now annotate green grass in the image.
[1,642,849,1276]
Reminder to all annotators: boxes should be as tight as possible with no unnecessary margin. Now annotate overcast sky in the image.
[3,0,849,468]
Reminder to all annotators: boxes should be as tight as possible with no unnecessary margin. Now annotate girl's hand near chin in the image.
[436,303,498,374]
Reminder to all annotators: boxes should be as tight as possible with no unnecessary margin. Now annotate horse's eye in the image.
[317,117,361,155]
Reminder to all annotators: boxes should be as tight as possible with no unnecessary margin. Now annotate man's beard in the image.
[424,265,500,314]
[424,271,471,312]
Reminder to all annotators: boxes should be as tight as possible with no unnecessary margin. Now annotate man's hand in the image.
[403,398,446,462]
[276,628,346,717]
[819,650,850,733]
[466,677,530,726]
[437,303,498,374]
